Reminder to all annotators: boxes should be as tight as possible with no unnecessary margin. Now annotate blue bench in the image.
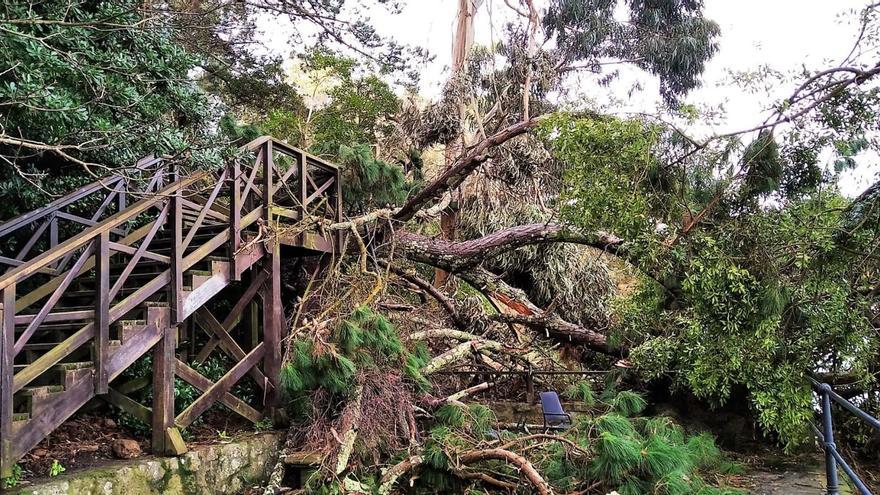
[540,391,572,430]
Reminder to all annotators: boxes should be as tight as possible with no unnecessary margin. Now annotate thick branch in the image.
[393,117,543,222]
[458,448,554,495]
[396,223,622,272]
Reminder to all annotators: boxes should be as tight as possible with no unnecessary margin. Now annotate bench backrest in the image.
[540,391,570,425]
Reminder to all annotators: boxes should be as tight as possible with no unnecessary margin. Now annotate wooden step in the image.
[20,385,66,418]
[57,361,95,389]
[115,319,147,342]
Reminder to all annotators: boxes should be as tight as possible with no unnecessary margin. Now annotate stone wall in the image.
[7,432,283,495]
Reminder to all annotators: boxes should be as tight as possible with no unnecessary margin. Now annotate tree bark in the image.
[378,455,424,494]
[458,448,555,495]
[397,223,622,272]
[334,383,364,475]
[393,223,625,355]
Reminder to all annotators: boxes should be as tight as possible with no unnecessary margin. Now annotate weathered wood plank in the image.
[103,388,151,425]
[95,232,110,394]
[152,322,175,454]
[1,285,15,477]
[169,168,184,325]
[175,360,262,424]
[108,241,170,264]
[263,241,282,411]
[175,343,265,428]
[229,160,242,281]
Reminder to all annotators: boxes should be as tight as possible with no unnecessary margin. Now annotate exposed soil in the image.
[17,407,261,481]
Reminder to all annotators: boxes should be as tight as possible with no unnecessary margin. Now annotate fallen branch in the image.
[334,382,365,475]
[394,117,544,222]
[378,455,424,494]
[381,261,466,329]
[458,448,555,495]
[421,340,504,375]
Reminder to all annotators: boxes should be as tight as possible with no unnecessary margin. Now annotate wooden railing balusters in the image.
[13,244,94,356]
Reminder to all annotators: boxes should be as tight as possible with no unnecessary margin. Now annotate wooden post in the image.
[0,284,15,477]
[228,161,241,281]
[248,288,260,351]
[152,317,177,455]
[94,234,109,394]
[49,215,58,262]
[169,168,183,325]
[298,150,307,218]
[262,141,282,415]
[335,166,343,249]
[262,246,282,414]
[526,366,535,405]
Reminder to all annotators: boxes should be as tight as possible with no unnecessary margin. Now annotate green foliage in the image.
[589,412,740,494]
[49,460,65,477]
[0,0,223,218]
[435,404,466,428]
[2,464,22,488]
[336,143,415,212]
[281,306,430,419]
[305,50,400,154]
[611,391,648,417]
[686,432,722,469]
[540,114,663,241]
[547,110,880,449]
[597,412,637,437]
[742,131,783,197]
[590,431,643,483]
[563,380,596,406]
[544,0,719,103]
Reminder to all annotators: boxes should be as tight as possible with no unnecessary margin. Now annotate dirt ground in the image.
[17,408,259,481]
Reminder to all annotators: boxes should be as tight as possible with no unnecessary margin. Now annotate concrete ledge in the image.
[7,432,283,495]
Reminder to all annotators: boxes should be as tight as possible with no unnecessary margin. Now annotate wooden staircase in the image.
[0,137,342,476]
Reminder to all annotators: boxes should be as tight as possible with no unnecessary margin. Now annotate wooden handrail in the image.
[242,135,339,172]
[0,173,206,292]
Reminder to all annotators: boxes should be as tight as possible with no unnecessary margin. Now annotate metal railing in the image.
[809,377,880,495]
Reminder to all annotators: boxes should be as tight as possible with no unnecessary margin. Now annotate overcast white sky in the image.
[256,0,879,195]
